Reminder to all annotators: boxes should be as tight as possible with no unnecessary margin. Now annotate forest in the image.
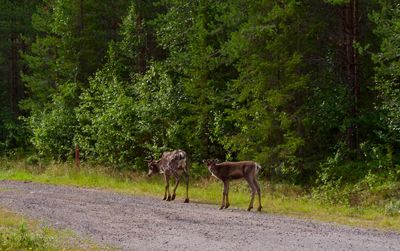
[0,0,399,207]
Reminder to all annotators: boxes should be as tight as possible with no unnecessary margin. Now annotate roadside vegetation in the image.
[1,158,399,232]
[0,206,110,251]
[1,0,400,235]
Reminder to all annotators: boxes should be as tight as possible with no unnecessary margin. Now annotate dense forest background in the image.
[0,0,399,193]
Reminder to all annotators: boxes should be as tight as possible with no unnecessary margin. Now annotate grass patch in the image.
[0,159,399,232]
[0,208,112,251]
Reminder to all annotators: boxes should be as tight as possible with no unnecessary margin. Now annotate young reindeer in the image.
[203,159,262,211]
[147,150,189,203]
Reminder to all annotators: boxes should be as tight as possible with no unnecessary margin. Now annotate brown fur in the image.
[203,159,262,211]
[147,150,189,203]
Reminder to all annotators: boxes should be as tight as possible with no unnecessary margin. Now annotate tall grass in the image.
[0,208,110,250]
[0,159,399,231]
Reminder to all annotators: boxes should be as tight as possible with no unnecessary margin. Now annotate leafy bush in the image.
[313,166,400,208]
[313,140,400,207]
[385,200,400,216]
[190,162,210,180]
[76,61,182,169]
[25,155,41,166]
[316,141,399,186]
[27,83,78,161]
[0,120,31,155]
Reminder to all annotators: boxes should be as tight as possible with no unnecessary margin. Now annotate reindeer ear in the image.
[203,159,212,165]
[145,155,154,163]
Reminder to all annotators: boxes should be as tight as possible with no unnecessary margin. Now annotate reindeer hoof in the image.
[224,204,230,209]
[171,194,176,200]
[167,195,172,201]
[257,206,262,212]
[219,206,224,210]
[247,207,253,211]
[162,197,167,200]
[184,198,189,203]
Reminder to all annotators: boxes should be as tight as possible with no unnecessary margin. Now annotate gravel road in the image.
[0,180,399,250]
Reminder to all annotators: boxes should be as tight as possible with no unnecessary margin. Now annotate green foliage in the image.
[27,83,79,160]
[313,137,400,208]
[313,169,400,210]
[76,52,181,168]
[0,207,106,250]
[217,0,308,182]
[385,200,400,216]
[76,63,138,166]
[371,2,400,145]
[0,223,49,251]
[316,141,398,185]
[2,160,400,230]
[0,0,39,154]
[0,119,31,154]
[19,0,130,160]
[0,0,399,190]
[153,0,237,161]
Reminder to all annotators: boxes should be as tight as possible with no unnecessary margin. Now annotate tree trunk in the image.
[343,0,360,151]
[135,1,147,74]
[8,16,24,119]
[76,0,85,83]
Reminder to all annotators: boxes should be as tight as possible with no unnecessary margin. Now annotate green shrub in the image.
[385,200,400,216]
[25,155,41,166]
[0,120,31,155]
[76,62,183,169]
[27,83,78,161]
[0,223,50,251]
[190,162,210,180]
[313,168,400,208]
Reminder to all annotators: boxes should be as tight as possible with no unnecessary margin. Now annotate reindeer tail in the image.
[255,163,262,174]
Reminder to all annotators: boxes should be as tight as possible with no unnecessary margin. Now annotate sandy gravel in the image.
[0,180,399,250]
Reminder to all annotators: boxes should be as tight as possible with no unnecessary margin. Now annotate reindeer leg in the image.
[246,178,256,211]
[220,180,228,210]
[224,181,230,209]
[253,178,262,211]
[184,172,189,203]
[164,175,171,201]
[171,175,180,201]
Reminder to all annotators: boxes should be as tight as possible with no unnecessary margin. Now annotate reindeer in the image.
[203,159,262,211]
[147,150,189,203]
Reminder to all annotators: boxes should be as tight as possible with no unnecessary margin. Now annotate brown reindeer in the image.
[203,159,262,211]
[147,150,189,203]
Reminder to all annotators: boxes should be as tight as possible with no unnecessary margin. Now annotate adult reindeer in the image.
[203,159,262,211]
[147,150,189,203]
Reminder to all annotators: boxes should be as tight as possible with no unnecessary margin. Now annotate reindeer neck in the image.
[208,166,219,179]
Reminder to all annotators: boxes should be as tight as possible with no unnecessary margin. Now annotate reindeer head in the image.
[147,158,160,177]
[203,159,222,179]
[202,159,214,166]
[203,158,220,165]
[202,159,218,171]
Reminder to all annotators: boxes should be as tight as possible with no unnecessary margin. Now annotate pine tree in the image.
[21,0,129,159]
[218,0,308,180]
[0,0,40,152]
[75,1,168,167]
[154,0,238,161]
[372,1,400,146]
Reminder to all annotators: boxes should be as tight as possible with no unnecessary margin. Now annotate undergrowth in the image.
[0,208,109,251]
[0,158,399,231]
[0,223,49,251]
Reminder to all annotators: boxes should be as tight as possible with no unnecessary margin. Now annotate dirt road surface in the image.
[0,180,399,250]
